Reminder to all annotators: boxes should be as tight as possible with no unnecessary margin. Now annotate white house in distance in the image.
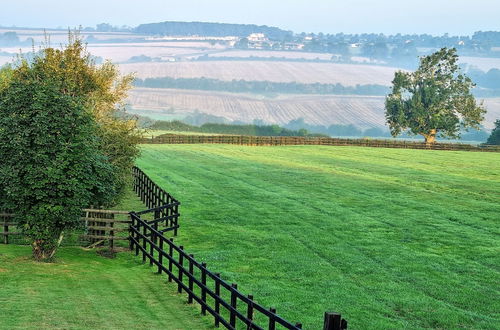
[248,33,268,43]
[247,33,271,49]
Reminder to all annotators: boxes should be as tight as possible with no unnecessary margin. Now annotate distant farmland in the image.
[127,88,500,129]
[128,87,388,128]
[120,61,400,86]
[87,43,220,63]
[207,50,335,60]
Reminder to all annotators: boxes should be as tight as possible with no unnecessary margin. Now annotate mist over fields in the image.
[1,22,500,139]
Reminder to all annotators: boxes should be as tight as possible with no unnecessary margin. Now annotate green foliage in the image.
[149,120,320,137]
[385,48,486,143]
[0,60,115,259]
[486,120,500,145]
[0,35,140,260]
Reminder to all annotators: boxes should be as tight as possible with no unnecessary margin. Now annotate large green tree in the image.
[385,48,486,144]
[0,35,139,260]
[486,120,500,145]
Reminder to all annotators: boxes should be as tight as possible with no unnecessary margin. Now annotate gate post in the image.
[323,312,347,330]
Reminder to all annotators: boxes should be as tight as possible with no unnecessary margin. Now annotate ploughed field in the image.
[120,61,399,86]
[128,88,389,129]
[127,88,500,130]
[0,246,212,329]
[136,144,500,329]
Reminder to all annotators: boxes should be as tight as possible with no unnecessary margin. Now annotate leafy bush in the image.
[0,35,140,260]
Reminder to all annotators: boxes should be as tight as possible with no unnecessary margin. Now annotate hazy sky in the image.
[1,0,498,35]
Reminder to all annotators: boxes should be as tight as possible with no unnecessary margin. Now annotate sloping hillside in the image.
[127,88,500,129]
[120,61,400,86]
[129,88,387,128]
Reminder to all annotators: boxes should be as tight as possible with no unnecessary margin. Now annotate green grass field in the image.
[0,245,212,330]
[136,144,500,329]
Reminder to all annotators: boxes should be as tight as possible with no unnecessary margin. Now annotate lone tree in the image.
[385,48,486,144]
[486,120,500,145]
[0,35,140,261]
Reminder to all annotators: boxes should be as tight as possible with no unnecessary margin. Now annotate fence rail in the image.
[142,134,500,152]
[133,166,180,236]
[129,168,348,330]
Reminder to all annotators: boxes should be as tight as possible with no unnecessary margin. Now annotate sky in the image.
[0,0,499,35]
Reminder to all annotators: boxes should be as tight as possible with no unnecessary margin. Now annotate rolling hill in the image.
[127,88,500,130]
[120,61,400,86]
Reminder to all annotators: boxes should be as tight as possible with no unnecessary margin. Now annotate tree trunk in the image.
[422,129,437,145]
[32,240,57,262]
[32,231,64,262]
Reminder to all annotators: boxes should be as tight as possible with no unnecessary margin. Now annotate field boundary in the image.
[143,134,500,152]
[130,167,348,330]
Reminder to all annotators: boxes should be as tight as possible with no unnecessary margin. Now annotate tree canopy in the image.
[0,35,140,260]
[385,48,486,143]
[486,120,500,145]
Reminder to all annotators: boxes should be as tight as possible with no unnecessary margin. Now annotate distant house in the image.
[246,33,271,49]
[248,33,268,43]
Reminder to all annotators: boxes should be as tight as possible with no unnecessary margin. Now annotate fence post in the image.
[269,308,276,330]
[230,283,238,327]
[149,230,155,266]
[247,294,254,327]
[3,222,8,245]
[201,262,207,315]
[109,215,114,250]
[188,254,194,304]
[323,312,345,330]
[158,237,164,274]
[173,203,179,236]
[215,272,221,328]
[135,220,140,256]
[168,238,174,282]
[178,246,184,293]
[142,224,147,264]
[129,214,134,251]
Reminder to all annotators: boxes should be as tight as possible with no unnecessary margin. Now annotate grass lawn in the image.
[136,144,500,329]
[0,245,212,330]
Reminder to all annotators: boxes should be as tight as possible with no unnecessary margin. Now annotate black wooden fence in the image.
[133,166,180,236]
[130,167,348,330]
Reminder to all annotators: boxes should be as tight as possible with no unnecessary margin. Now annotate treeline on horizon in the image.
[134,77,391,96]
[134,21,292,40]
[134,75,499,97]
[144,118,491,142]
[149,120,321,137]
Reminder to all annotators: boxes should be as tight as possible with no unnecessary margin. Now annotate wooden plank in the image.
[85,226,127,232]
[82,209,130,215]
[80,217,131,224]
[80,235,128,241]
